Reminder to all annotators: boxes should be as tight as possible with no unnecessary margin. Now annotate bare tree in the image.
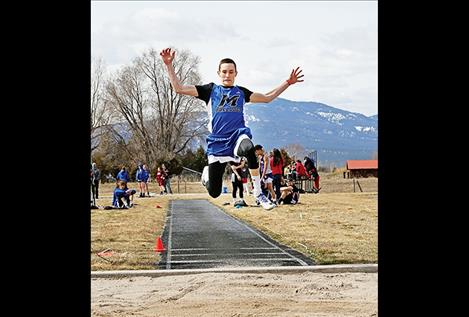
[91,57,112,152]
[283,143,307,161]
[105,48,208,170]
[138,49,207,159]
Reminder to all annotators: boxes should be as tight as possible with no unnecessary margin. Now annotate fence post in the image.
[357,180,363,192]
[353,178,356,192]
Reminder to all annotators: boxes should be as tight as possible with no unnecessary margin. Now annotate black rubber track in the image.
[158,199,314,269]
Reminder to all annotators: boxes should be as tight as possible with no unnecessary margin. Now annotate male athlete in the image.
[160,48,304,210]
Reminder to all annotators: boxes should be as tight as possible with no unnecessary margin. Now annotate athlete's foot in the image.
[256,193,276,210]
[201,166,209,187]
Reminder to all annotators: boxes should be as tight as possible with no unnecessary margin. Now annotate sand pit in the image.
[92,271,377,316]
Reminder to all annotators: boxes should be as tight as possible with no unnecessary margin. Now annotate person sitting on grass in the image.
[278,179,300,205]
[112,180,136,209]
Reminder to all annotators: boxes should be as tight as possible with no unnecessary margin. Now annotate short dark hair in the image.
[219,58,237,71]
[254,144,263,151]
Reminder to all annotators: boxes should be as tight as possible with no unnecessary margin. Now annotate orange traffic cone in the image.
[154,236,166,252]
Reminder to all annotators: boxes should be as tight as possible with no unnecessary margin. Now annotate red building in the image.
[344,160,378,178]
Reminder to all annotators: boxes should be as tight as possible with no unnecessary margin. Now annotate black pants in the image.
[206,161,227,198]
[232,179,244,199]
[272,174,282,201]
[92,180,99,199]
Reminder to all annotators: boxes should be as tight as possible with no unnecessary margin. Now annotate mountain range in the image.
[242,98,377,167]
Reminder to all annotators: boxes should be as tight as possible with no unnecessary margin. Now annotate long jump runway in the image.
[158,200,314,269]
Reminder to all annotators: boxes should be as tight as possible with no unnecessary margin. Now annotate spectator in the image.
[156,167,166,195]
[284,164,291,180]
[304,156,320,193]
[141,164,150,197]
[91,162,101,199]
[106,173,116,183]
[116,166,130,183]
[239,159,251,196]
[290,161,297,180]
[255,145,276,203]
[270,148,284,204]
[295,159,309,179]
[136,164,144,197]
[278,179,300,205]
[229,159,245,204]
[162,163,173,194]
[112,180,136,208]
[90,164,96,208]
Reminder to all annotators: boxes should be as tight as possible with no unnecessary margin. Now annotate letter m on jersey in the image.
[216,94,240,112]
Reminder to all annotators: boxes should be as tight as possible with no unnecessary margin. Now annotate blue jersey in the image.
[141,169,149,182]
[196,83,253,157]
[136,168,143,182]
[116,170,130,182]
[112,188,127,207]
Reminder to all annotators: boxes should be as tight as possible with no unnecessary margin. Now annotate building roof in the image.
[346,160,378,170]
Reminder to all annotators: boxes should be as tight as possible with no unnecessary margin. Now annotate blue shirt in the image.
[196,83,252,137]
[136,168,142,182]
[195,83,253,157]
[140,169,149,182]
[116,170,130,182]
[112,188,127,207]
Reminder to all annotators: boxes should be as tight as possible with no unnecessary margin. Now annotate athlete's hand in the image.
[160,48,175,65]
[286,67,304,85]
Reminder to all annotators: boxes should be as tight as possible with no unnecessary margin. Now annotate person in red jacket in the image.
[270,148,284,204]
[295,159,309,180]
[155,167,166,195]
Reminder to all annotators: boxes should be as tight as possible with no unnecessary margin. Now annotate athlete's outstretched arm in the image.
[160,48,198,96]
[250,67,304,103]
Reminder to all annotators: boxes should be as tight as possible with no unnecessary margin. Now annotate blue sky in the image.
[92,1,377,116]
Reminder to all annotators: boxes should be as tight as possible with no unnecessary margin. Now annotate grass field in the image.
[91,174,377,270]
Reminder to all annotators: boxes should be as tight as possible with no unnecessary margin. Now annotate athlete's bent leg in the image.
[236,138,275,210]
[206,161,227,198]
